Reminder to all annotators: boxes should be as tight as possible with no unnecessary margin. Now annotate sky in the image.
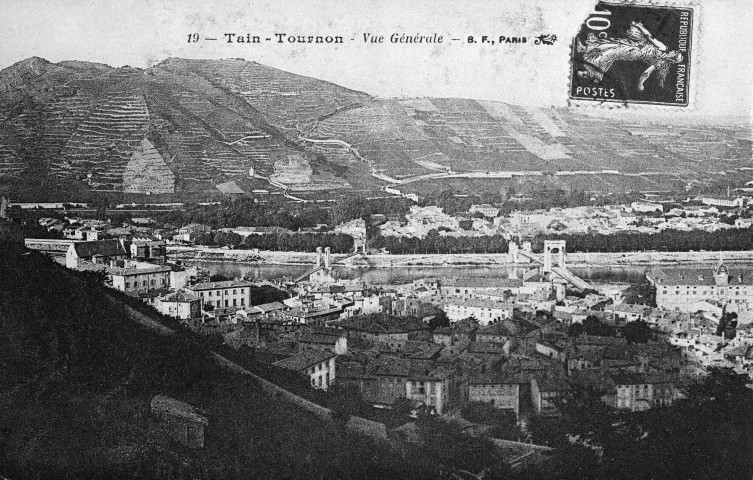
[0,0,751,120]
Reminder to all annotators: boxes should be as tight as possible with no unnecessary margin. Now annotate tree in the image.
[568,322,585,337]
[622,320,652,343]
[583,315,615,337]
[428,311,450,329]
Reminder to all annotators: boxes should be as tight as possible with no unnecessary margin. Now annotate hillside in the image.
[0,243,436,479]
[0,56,750,201]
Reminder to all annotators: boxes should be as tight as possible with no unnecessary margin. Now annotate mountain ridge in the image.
[0,56,749,201]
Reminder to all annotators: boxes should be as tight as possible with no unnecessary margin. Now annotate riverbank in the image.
[168,246,753,268]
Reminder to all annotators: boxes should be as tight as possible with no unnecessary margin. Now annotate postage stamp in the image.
[569,1,694,107]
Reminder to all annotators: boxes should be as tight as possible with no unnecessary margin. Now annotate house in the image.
[157,291,201,319]
[109,264,171,293]
[432,317,479,346]
[531,376,569,416]
[169,266,199,290]
[66,239,130,269]
[605,303,652,323]
[151,395,208,448]
[469,204,500,218]
[405,365,453,415]
[608,373,680,412]
[566,346,604,373]
[535,340,566,361]
[299,332,348,355]
[366,358,410,406]
[273,350,337,390]
[188,280,255,309]
[476,321,517,345]
[441,277,523,298]
[335,314,430,348]
[468,373,523,418]
[253,301,290,316]
[699,195,745,209]
[175,223,212,243]
[467,341,510,360]
[129,240,167,260]
[131,217,156,226]
[443,298,514,326]
[285,306,343,326]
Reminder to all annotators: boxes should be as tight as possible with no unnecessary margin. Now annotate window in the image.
[225,300,229,307]
[241,299,245,306]
[161,279,165,285]
[151,280,155,286]
[209,291,212,297]
[125,282,130,288]
[240,289,244,294]
[233,289,237,294]
[233,299,237,306]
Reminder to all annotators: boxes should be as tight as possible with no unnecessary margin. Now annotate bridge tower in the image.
[543,240,566,274]
[324,247,331,269]
[508,241,519,263]
[315,246,322,267]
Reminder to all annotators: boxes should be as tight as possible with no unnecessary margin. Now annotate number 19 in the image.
[187,33,199,43]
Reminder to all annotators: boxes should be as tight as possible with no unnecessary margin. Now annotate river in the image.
[183,260,749,285]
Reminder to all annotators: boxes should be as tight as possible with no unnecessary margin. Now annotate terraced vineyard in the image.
[0,56,749,201]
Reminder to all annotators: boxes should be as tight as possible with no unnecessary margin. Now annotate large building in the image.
[468,373,522,418]
[442,298,514,326]
[188,280,255,309]
[110,264,172,293]
[647,262,753,313]
[66,239,130,269]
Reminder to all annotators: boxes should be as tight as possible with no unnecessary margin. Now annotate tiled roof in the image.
[189,280,255,290]
[72,239,127,258]
[477,322,516,337]
[444,298,515,309]
[160,291,199,302]
[253,301,287,312]
[108,265,172,276]
[469,372,528,385]
[299,333,340,345]
[648,267,753,286]
[534,376,570,392]
[151,395,208,425]
[444,277,524,288]
[287,306,342,319]
[273,349,336,371]
[338,313,429,334]
[468,341,507,355]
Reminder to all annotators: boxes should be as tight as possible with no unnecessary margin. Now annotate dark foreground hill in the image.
[0,243,438,480]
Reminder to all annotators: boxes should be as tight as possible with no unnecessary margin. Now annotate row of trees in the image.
[199,230,354,253]
[533,227,753,253]
[371,232,510,254]
[567,316,653,343]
